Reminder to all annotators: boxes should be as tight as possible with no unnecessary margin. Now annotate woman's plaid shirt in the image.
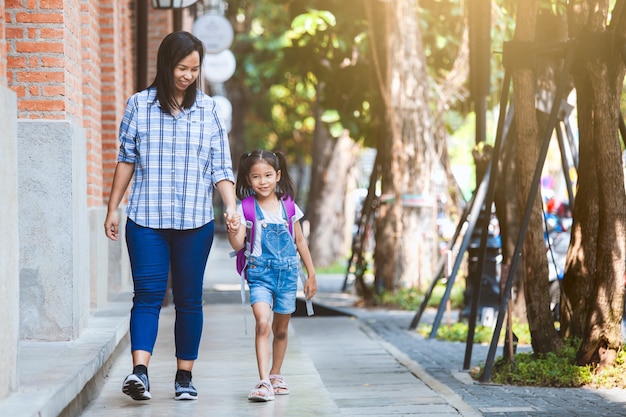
[117,87,234,230]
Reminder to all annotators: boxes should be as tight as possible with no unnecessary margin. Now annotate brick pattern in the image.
[3,1,183,206]
[147,9,173,85]
[82,0,103,207]
[0,2,6,87]
[6,1,80,120]
[101,0,136,204]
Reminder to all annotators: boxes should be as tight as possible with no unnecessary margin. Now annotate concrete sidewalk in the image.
[79,302,342,416]
[77,302,478,417]
[7,233,625,416]
[75,233,479,416]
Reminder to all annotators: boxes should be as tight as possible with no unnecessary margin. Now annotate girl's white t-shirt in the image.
[237,200,304,256]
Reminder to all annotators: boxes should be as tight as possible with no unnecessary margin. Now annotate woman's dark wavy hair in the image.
[235,150,296,201]
[150,31,204,115]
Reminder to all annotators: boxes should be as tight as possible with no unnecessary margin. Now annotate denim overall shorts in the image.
[246,200,300,314]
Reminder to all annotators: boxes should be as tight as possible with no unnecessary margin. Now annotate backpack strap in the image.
[241,195,256,259]
[282,195,314,316]
[240,195,257,334]
[281,195,296,241]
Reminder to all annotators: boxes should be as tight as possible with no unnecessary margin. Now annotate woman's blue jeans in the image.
[125,219,214,361]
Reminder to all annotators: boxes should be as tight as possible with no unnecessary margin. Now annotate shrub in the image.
[471,338,626,388]
[375,282,465,311]
[417,320,531,345]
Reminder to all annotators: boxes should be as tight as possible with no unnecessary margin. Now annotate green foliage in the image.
[419,0,465,80]
[420,322,496,343]
[375,282,465,311]
[316,261,348,274]
[417,320,531,344]
[486,338,593,387]
[589,348,626,389]
[227,0,519,153]
[228,0,380,156]
[287,10,337,42]
[469,338,626,388]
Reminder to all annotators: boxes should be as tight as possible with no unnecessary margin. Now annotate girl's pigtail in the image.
[235,152,252,200]
[274,151,296,200]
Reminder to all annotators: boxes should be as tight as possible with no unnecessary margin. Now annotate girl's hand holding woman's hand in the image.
[224,212,241,234]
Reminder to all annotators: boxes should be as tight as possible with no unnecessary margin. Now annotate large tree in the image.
[370,0,439,291]
[501,0,626,363]
[510,0,565,354]
[560,0,626,367]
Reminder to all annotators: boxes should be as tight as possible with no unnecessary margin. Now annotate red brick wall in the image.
[0,2,6,87]
[81,0,102,207]
[3,1,185,207]
[100,1,135,203]
[5,0,81,119]
[147,10,174,85]
[5,1,135,207]
[6,1,80,120]
[64,1,83,122]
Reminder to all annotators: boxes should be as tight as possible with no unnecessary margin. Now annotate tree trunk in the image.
[563,0,626,367]
[373,0,438,292]
[432,23,470,220]
[307,92,360,267]
[512,0,562,354]
[493,125,527,321]
[559,60,599,341]
[226,77,251,168]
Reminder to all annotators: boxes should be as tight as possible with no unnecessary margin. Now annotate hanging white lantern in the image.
[151,0,199,9]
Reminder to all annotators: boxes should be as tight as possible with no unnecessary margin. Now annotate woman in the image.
[104,31,237,402]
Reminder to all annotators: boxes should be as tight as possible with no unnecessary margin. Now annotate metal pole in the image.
[136,0,149,91]
[463,70,512,369]
[173,9,183,32]
[429,170,489,339]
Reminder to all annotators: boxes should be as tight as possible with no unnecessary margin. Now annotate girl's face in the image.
[173,51,200,96]
[247,160,281,198]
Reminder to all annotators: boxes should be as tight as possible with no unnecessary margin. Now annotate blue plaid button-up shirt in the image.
[118,87,234,230]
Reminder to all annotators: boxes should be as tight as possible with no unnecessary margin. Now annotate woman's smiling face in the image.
[173,51,200,96]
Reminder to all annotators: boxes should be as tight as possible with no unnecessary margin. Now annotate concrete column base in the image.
[18,120,89,341]
[0,86,19,398]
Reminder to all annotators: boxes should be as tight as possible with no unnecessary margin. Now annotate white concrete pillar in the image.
[0,86,19,398]
[18,120,89,341]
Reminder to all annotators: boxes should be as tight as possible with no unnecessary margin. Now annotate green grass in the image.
[316,261,349,274]
[417,318,626,388]
[472,337,591,387]
[417,320,532,344]
[468,338,626,388]
[375,282,466,311]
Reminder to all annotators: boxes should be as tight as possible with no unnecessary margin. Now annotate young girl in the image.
[226,150,317,402]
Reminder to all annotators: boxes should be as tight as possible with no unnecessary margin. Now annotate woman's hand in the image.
[104,210,120,241]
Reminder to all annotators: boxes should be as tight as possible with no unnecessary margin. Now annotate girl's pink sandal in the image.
[269,374,290,395]
[248,380,275,402]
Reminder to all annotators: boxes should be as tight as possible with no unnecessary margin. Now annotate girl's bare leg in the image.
[270,312,290,375]
[252,302,273,380]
